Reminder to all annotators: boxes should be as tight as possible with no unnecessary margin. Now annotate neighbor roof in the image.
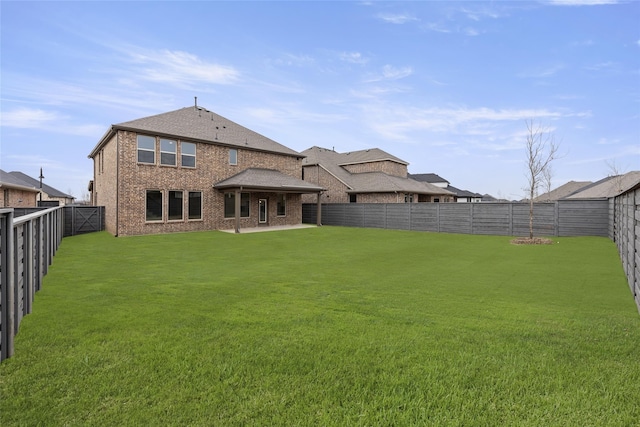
[301,146,452,195]
[409,173,450,185]
[0,169,40,192]
[534,180,592,201]
[8,171,74,199]
[446,185,482,198]
[89,106,302,158]
[347,173,453,195]
[213,168,323,193]
[564,171,640,199]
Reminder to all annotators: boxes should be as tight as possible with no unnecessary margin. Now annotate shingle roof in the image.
[446,185,482,198]
[90,106,302,158]
[213,168,323,192]
[0,169,40,192]
[564,171,640,199]
[533,180,592,202]
[8,171,74,199]
[348,173,454,195]
[408,173,450,185]
[301,147,452,195]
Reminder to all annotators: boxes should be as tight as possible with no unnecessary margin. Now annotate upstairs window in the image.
[229,148,238,165]
[137,135,155,164]
[160,139,177,166]
[181,142,196,168]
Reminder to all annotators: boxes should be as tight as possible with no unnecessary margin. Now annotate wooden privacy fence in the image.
[0,207,63,362]
[13,205,105,237]
[612,187,640,312]
[304,199,610,237]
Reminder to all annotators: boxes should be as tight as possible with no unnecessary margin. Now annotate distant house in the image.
[533,180,592,202]
[409,173,481,203]
[0,169,40,207]
[7,171,75,206]
[563,171,640,199]
[88,105,323,236]
[301,146,453,203]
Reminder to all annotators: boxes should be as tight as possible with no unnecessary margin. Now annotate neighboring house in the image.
[0,169,40,207]
[301,146,453,203]
[563,171,640,199]
[7,171,75,206]
[409,173,481,203]
[534,180,592,202]
[88,105,323,236]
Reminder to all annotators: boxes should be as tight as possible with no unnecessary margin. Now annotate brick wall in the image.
[94,130,305,236]
[342,160,407,178]
[1,189,38,208]
[302,165,350,203]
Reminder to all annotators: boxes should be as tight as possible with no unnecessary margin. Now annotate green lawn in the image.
[1,227,638,426]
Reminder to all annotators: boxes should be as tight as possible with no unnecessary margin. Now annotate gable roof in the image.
[0,169,40,192]
[8,171,74,199]
[564,171,640,199]
[533,180,592,202]
[347,172,453,195]
[446,185,482,198]
[90,106,302,158]
[301,146,451,195]
[213,168,323,193]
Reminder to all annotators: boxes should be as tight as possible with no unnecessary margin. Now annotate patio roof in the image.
[213,168,324,193]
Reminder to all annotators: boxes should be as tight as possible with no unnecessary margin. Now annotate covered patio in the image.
[213,168,324,233]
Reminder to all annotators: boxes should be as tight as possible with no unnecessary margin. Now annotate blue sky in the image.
[1,1,638,201]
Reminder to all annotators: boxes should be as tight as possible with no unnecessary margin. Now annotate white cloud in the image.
[364,65,413,82]
[340,52,369,65]
[1,107,104,137]
[129,49,239,86]
[1,107,62,128]
[377,13,418,24]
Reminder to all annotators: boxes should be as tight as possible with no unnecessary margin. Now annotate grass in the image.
[1,227,639,426]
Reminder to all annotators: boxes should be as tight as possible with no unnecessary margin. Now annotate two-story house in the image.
[300,146,453,203]
[88,105,323,236]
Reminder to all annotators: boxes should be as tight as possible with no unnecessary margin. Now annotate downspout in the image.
[116,129,120,237]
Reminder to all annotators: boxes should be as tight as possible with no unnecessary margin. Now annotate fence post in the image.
[0,210,15,360]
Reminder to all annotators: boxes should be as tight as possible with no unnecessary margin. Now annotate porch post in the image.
[235,189,241,233]
[316,192,322,226]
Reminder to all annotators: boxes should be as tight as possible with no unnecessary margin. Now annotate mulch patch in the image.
[510,237,555,245]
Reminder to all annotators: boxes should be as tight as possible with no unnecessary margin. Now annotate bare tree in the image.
[542,165,554,202]
[605,159,626,194]
[524,119,559,239]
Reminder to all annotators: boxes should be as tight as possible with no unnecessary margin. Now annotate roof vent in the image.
[194,96,198,110]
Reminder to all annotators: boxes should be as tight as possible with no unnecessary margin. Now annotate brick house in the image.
[88,105,323,236]
[300,146,453,203]
[7,171,75,206]
[0,169,40,207]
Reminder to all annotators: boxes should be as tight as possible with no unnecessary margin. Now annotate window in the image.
[160,139,177,166]
[168,191,183,221]
[188,191,202,220]
[138,135,156,164]
[349,194,357,203]
[181,142,196,168]
[277,194,286,216]
[404,194,414,203]
[146,190,163,221]
[229,148,238,165]
[224,192,250,218]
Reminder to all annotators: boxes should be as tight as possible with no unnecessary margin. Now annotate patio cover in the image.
[213,168,324,232]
